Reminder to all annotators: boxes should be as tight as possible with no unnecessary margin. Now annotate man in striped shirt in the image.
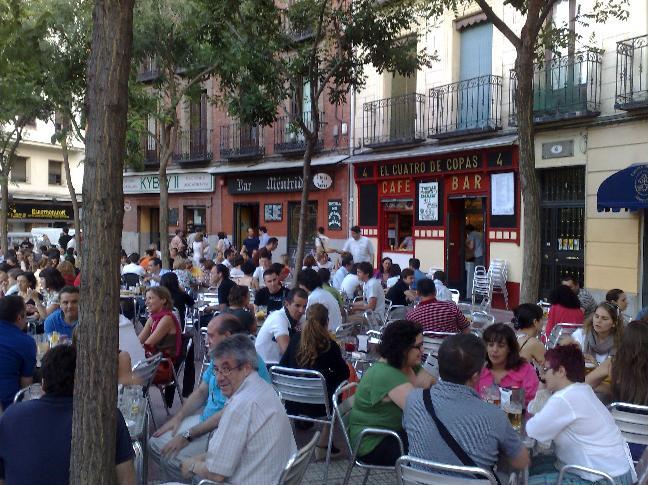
[406,279,470,334]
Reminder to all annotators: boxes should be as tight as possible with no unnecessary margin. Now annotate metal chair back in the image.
[545,323,582,349]
[131,353,163,391]
[121,273,141,288]
[637,446,648,485]
[269,366,331,419]
[277,431,320,485]
[396,455,498,485]
[449,289,460,304]
[13,383,44,403]
[608,402,648,447]
[470,311,495,330]
[556,465,615,485]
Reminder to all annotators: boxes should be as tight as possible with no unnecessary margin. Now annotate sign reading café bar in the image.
[355,150,514,179]
[123,172,213,194]
[228,172,333,195]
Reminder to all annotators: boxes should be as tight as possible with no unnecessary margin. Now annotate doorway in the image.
[138,207,160,254]
[446,197,486,298]
[233,203,259,249]
[184,206,207,234]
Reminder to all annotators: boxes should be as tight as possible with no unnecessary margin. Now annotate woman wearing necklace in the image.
[512,303,546,367]
[569,301,624,366]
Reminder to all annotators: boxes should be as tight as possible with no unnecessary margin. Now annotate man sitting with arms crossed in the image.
[404,334,529,480]
[172,334,296,485]
[253,268,289,313]
[0,345,136,485]
[255,288,307,364]
[44,286,79,338]
[406,278,470,334]
[150,313,271,483]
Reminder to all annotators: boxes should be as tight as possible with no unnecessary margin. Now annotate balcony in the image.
[141,136,159,168]
[362,93,425,148]
[173,128,213,164]
[137,57,159,82]
[509,49,603,125]
[615,34,648,110]
[280,10,314,42]
[428,75,502,139]
[220,123,265,160]
[274,112,322,155]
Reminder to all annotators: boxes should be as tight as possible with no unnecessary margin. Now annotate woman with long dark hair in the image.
[546,284,584,340]
[280,304,349,459]
[39,268,66,316]
[373,257,393,288]
[477,323,538,407]
[512,303,545,366]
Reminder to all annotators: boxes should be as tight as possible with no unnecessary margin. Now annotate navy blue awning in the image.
[597,163,648,212]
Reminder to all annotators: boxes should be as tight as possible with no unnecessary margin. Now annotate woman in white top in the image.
[192,232,207,265]
[526,344,635,485]
[570,301,624,365]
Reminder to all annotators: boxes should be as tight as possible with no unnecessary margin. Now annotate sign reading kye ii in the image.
[123,172,213,194]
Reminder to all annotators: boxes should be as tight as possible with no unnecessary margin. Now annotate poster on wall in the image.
[491,172,515,216]
[418,181,439,221]
[327,200,342,230]
[264,203,282,222]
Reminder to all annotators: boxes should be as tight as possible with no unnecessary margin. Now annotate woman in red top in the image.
[545,284,584,341]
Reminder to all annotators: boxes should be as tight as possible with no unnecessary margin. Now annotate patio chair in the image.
[544,323,582,349]
[154,334,193,415]
[608,402,648,463]
[269,366,335,483]
[556,465,615,485]
[131,353,162,428]
[196,431,320,485]
[396,455,498,485]
[13,383,44,403]
[333,381,405,485]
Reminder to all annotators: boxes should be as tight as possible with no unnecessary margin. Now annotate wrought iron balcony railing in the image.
[428,75,502,138]
[173,128,213,164]
[274,112,322,155]
[509,49,603,125]
[615,34,648,110]
[362,93,425,148]
[220,123,265,160]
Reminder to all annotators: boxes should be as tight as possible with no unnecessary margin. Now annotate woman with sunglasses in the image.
[348,319,433,466]
[569,301,624,367]
[526,344,635,485]
[477,323,539,407]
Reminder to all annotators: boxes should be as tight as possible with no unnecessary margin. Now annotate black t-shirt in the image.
[217,278,236,307]
[254,286,289,313]
[386,279,409,306]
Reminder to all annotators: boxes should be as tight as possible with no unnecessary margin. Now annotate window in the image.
[10,157,28,183]
[48,160,63,185]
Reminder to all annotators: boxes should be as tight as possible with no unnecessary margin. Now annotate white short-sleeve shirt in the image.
[308,287,343,331]
[253,266,267,288]
[340,274,361,300]
[342,236,374,263]
[255,310,290,363]
[363,278,386,316]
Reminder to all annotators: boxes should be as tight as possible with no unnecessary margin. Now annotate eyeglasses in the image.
[212,363,243,377]
[541,366,552,373]
[410,342,424,351]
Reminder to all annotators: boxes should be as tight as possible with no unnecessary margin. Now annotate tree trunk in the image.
[69,1,134,484]
[293,138,315,288]
[61,137,82,255]
[159,123,176,270]
[515,46,541,304]
[0,173,8,255]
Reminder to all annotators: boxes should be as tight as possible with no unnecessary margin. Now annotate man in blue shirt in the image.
[0,296,36,411]
[409,258,428,291]
[0,345,136,485]
[44,286,79,338]
[144,257,170,287]
[149,312,271,482]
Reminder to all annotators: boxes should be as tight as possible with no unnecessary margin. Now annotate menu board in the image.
[327,200,342,230]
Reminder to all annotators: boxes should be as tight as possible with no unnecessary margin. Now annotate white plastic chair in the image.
[333,381,405,485]
[269,366,336,483]
[396,455,498,485]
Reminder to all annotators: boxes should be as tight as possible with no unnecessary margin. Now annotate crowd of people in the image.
[1,225,648,485]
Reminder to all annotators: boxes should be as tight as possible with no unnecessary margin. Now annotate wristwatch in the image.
[182,429,193,442]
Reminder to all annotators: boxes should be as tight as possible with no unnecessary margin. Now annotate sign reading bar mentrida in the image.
[228,172,333,195]
[123,172,213,194]
[9,203,73,221]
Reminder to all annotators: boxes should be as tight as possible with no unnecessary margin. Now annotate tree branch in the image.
[536,0,560,36]
[473,0,522,49]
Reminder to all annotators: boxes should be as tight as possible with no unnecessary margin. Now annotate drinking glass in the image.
[482,383,501,407]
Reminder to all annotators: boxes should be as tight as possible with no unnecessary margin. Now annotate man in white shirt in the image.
[341,225,374,264]
[297,268,343,331]
[179,335,297,485]
[332,254,353,291]
[121,253,145,277]
[352,262,385,317]
[251,250,272,290]
[255,288,307,364]
[222,249,236,269]
[340,270,361,300]
[314,226,331,253]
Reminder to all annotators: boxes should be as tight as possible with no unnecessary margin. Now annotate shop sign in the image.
[313,173,333,189]
[327,200,342,230]
[379,179,413,196]
[446,174,484,193]
[123,172,213,194]
[227,172,333,194]
[9,202,73,221]
[417,182,438,221]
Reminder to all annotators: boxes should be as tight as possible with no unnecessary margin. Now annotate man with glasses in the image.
[179,334,296,485]
[149,314,271,482]
[0,296,35,411]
